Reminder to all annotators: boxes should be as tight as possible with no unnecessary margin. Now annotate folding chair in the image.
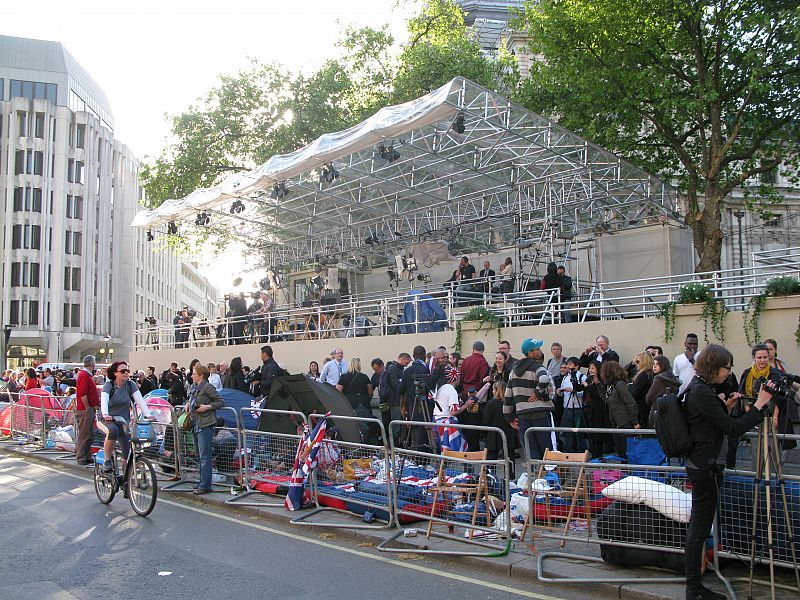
[521,449,591,546]
[426,449,491,540]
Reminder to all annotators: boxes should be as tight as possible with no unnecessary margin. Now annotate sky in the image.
[4,1,414,290]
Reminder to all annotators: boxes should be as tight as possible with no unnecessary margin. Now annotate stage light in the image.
[146,230,154,242]
[271,182,289,200]
[452,113,466,134]
[230,199,245,214]
[377,144,400,163]
[320,164,340,184]
[195,212,210,226]
[364,235,375,246]
[167,221,178,235]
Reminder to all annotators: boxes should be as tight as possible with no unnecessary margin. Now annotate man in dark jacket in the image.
[379,353,410,443]
[580,335,620,367]
[398,345,430,449]
[256,345,283,399]
[504,338,556,460]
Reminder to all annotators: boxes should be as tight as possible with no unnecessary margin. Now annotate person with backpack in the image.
[683,344,772,600]
[378,353,410,443]
[645,355,681,424]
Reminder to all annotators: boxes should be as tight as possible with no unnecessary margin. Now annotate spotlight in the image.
[452,112,466,134]
[146,230,154,242]
[320,164,340,184]
[378,144,400,163]
[167,221,178,235]
[195,212,210,226]
[271,182,289,200]
[364,234,376,246]
[230,199,245,214]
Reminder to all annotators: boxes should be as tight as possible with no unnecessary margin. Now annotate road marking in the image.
[1,453,563,600]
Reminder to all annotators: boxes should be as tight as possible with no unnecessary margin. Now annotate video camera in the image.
[411,374,429,399]
[145,316,157,326]
[244,366,261,385]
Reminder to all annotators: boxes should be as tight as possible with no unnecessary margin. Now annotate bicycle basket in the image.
[132,422,155,443]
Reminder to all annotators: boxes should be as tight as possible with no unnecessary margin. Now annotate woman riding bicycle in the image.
[98,360,153,473]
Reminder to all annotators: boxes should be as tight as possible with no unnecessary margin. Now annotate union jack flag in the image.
[285,414,329,511]
[433,416,467,453]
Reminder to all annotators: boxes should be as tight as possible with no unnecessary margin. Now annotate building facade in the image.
[0,35,218,368]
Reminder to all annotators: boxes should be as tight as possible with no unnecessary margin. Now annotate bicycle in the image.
[94,415,158,516]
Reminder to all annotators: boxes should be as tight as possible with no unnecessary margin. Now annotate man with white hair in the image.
[320,348,345,386]
[75,355,100,466]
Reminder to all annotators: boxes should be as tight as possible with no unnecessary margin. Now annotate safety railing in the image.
[291,414,394,529]
[0,391,75,456]
[225,408,310,507]
[137,399,183,480]
[163,406,244,492]
[377,420,512,557]
[133,256,800,350]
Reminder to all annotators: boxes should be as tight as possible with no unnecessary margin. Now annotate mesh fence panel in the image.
[378,420,512,557]
[226,408,309,507]
[292,414,393,529]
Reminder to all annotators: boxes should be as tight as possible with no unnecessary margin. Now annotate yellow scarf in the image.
[744,363,771,396]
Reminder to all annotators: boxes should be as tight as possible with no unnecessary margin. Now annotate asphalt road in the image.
[0,452,581,600]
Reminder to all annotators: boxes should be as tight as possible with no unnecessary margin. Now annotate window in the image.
[65,231,82,255]
[34,151,43,176]
[17,111,27,137]
[71,304,80,328]
[10,263,20,286]
[13,188,42,212]
[72,267,81,291]
[13,225,41,249]
[67,159,74,182]
[66,195,83,219]
[14,150,43,175]
[34,113,45,138]
[29,301,39,325]
[75,161,84,183]
[76,124,85,149]
[10,301,20,326]
[10,80,57,102]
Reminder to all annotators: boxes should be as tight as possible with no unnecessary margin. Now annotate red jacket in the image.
[460,353,489,400]
[75,369,100,410]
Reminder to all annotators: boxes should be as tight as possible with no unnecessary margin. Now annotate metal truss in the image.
[134,78,679,272]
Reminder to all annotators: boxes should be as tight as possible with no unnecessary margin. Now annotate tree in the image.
[514,0,800,272]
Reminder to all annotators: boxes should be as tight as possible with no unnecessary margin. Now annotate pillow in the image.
[601,476,691,523]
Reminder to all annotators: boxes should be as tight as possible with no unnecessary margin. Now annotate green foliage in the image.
[700,298,728,344]
[795,316,800,347]
[743,293,767,346]
[139,0,515,258]
[513,0,800,272]
[454,307,504,354]
[764,276,800,297]
[656,301,677,343]
[676,283,712,305]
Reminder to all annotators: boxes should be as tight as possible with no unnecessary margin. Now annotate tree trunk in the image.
[690,185,724,274]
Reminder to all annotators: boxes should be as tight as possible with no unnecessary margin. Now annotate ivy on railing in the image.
[453,307,503,354]
[657,282,728,343]
[743,276,800,345]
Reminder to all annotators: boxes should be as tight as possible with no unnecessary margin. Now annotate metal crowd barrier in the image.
[291,414,394,529]
[225,408,310,507]
[163,406,243,492]
[136,400,183,480]
[0,392,74,456]
[377,420,512,557]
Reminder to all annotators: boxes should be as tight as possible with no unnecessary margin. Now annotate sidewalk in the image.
[2,442,797,600]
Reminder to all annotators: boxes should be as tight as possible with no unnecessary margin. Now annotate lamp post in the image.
[99,333,111,362]
[733,210,745,303]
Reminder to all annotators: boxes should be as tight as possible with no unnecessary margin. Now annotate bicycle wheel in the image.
[94,459,116,504]
[127,457,157,516]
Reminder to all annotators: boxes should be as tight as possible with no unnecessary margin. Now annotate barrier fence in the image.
[523,425,800,594]
[163,406,244,492]
[377,421,513,557]
[137,400,183,480]
[226,408,310,507]
[0,392,76,457]
[291,414,394,529]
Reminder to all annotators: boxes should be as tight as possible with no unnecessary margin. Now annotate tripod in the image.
[746,407,800,600]
[400,383,435,452]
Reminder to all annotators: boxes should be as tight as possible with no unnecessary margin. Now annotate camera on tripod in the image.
[412,375,429,400]
[761,373,800,400]
[144,316,156,326]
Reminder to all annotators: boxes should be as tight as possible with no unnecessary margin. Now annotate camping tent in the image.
[218,388,260,430]
[257,375,359,442]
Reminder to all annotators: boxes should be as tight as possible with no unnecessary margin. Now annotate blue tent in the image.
[218,388,259,430]
[399,290,447,333]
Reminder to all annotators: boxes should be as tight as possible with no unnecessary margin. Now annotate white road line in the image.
[0,453,563,600]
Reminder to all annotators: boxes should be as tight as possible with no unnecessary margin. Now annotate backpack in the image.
[378,365,393,401]
[652,390,693,458]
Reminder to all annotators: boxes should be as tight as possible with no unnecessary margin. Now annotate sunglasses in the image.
[118,369,130,374]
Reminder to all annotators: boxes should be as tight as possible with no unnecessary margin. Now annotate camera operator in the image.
[684,344,773,600]
[739,343,798,452]
[252,345,282,400]
[559,357,588,452]
[227,292,248,345]
[398,346,430,450]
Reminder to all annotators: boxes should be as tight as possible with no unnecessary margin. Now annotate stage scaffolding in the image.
[132,78,681,278]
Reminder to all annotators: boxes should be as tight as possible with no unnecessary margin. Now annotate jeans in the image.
[685,467,723,593]
[517,413,557,460]
[194,425,214,490]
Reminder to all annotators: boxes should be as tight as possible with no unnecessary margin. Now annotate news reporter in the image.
[684,344,772,600]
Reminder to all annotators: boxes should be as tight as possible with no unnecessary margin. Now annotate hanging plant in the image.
[700,297,728,344]
[795,316,800,347]
[656,301,677,342]
[742,294,767,346]
[454,307,503,354]
[764,275,800,297]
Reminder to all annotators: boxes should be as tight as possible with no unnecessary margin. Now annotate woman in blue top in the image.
[98,361,152,473]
